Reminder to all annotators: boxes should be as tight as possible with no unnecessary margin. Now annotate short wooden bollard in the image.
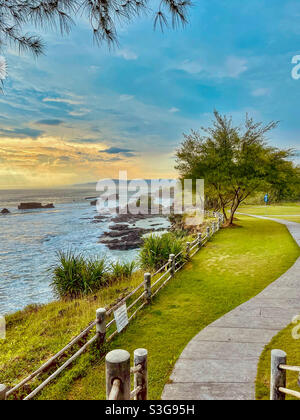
[218,217,221,230]
[197,233,202,249]
[271,349,287,400]
[206,226,210,238]
[106,349,131,400]
[134,348,148,400]
[96,308,106,347]
[212,222,216,234]
[169,254,175,276]
[0,384,6,400]
[186,242,191,259]
[144,273,152,304]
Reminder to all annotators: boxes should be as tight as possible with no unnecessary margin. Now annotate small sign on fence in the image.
[114,304,129,333]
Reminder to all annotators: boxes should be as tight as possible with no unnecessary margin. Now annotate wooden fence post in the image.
[271,349,287,400]
[186,242,191,259]
[169,254,175,276]
[197,233,202,249]
[144,273,152,304]
[106,349,131,400]
[206,226,210,238]
[96,308,106,347]
[0,385,6,400]
[134,348,148,400]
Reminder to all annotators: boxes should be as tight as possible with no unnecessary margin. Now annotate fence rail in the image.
[270,349,300,400]
[0,211,224,401]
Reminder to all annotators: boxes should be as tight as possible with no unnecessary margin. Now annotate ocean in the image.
[0,186,169,315]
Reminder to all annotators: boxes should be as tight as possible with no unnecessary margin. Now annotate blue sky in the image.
[0,0,300,187]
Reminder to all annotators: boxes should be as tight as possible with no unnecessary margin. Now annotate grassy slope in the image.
[240,203,300,216]
[34,216,299,400]
[0,273,144,397]
[256,323,300,400]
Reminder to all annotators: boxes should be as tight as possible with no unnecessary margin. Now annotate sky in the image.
[0,0,300,188]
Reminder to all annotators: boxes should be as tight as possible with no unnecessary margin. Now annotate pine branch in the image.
[0,0,192,54]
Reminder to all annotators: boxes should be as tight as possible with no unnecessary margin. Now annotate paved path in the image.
[162,215,300,400]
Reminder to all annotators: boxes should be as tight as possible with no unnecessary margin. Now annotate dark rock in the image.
[95,215,107,220]
[109,224,129,231]
[99,226,146,250]
[18,202,54,210]
[1,208,10,214]
[90,200,98,206]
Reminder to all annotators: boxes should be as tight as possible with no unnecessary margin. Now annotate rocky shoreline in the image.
[95,211,169,250]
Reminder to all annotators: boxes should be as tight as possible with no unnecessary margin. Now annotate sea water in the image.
[0,187,169,315]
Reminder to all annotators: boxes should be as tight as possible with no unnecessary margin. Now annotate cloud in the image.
[99,146,136,157]
[88,65,100,73]
[251,88,271,97]
[58,155,71,161]
[116,49,138,60]
[223,56,247,78]
[119,95,134,102]
[35,119,64,126]
[176,56,247,79]
[68,138,101,144]
[0,127,44,138]
[43,97,82,105]
[169,107,179,113]
[177,60,202,74]
[68,108,90,117]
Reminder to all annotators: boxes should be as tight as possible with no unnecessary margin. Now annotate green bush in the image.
[51,251,109,299]
[139,233,187,271]
[110,260,137,281]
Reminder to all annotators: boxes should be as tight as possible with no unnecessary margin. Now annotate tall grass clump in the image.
[110,261,137,281]
[139,233,186,271]
[51,251,109,299]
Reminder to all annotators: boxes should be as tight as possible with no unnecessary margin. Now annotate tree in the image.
[0,0,191,57]
[175,111,300,226]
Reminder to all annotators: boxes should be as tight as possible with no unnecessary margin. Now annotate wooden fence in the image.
[106,348,148,400]
[270,349,300,400]
[0,211,224,401]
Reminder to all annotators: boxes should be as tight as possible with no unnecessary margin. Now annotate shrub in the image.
[139,233,186,271]
[51,251,109,299]
[110,260,137,281]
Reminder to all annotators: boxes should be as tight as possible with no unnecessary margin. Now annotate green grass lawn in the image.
[0,273,145,397]
[256,322,300,400]
[27,215,298,400]
[240,203,300,216]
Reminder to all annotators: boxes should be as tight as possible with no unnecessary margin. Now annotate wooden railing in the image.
[270,349,300,400]
[0,211,224,400]
[106,348,148,400]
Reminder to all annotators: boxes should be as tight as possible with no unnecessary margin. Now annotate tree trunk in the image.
[226,200,240,226]
[222,205,228,222]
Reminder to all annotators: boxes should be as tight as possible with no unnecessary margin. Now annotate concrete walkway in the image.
[162,215,300,400]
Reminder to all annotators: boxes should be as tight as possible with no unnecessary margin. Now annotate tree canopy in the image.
[0,0,191,56]
[175,111,300,225]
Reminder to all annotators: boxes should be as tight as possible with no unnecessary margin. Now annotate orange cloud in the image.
[0,135,175,188]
